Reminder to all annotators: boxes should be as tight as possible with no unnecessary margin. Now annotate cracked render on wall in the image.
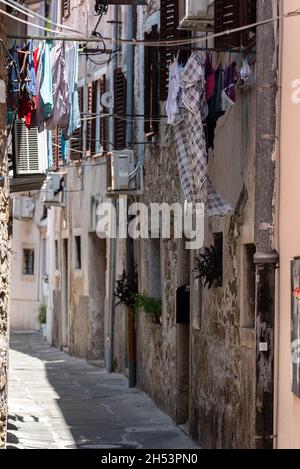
[0,13,10,449]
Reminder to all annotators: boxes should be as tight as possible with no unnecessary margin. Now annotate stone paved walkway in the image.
[7,332,198,449]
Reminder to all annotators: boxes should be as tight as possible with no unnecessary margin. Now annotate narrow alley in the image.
[7,332,198,450]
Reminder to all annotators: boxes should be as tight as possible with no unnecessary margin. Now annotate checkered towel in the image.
[173,54,232,218]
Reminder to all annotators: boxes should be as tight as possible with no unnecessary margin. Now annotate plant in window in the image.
[194,246,222,289]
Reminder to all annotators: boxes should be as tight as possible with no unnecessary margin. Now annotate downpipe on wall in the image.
[254,0,279,449]
[125,4,137,388]
[106,4,118,373]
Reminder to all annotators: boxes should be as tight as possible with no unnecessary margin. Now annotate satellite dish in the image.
[101,91,114,109]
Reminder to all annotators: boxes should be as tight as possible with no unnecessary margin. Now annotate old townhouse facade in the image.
[5,0,300,450]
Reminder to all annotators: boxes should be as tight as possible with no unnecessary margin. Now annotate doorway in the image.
[175,247,191,429]
[61,238,69,349]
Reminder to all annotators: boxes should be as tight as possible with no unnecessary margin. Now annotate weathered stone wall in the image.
[0,11,10,449]
[190,86,257,448]
[135,118,183,420]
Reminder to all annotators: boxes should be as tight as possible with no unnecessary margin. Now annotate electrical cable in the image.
[0,0,34,18]
[3,0,84,34]
[0,8,71,36]
[7,9,300,47]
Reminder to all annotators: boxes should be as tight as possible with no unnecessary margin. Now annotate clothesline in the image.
[7,36,252,54]
[2,0,83,34]
[3,9,300,47]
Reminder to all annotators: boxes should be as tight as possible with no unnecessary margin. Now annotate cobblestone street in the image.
[7,332,198,450]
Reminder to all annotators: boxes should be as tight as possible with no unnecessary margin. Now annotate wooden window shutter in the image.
[86,82,95,157]
[52,127,62,169]
[114,68,127,150]
[100,75,107,151]
[70,86,83,161]
[160,0,190,101]
[214,0,256,49]
[62,0,70,20]
[144,25,160,134]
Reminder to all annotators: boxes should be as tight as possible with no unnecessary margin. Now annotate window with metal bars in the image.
[61,0,70,20]
[160,0,191,101]
[114,68,127,150]
[70,86,83,161]
[214,0,256,50]
[144,25,160,135]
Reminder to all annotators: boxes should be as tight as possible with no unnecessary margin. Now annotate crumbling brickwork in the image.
[0,12,9,449]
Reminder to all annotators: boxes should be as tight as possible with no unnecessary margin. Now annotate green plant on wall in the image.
[133,293,162,325]
[194,246,222,289]
[38,304,47,325]
[114,269,162,324]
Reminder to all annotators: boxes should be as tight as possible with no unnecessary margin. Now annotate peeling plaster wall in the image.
[0,10,10,449]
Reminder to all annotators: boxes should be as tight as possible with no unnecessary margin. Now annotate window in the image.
[213,232,223,287]
[214,0,256,49]
[70,86,83,160]
[160,0,191,101]
[144,25,160,135]
[114,68,127,150]
[86,81,97,157]
[61,0,70,20]
[23,249,34,275]
[74,236,82,270]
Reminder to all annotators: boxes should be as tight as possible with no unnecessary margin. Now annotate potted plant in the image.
[194,246,222,289]
[38,304,47,338]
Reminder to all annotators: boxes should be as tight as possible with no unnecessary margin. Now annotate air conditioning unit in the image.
[14,120,48,175]
[42,172,66,208]
[13,197,35,221]
[179,0,214,31]
[107,150,142,196]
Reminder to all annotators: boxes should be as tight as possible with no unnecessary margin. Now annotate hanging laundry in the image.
[224,61,238,103]
[46,41,70,131]
[166,57,183,125]
[24,45,39,128]
[18,42,36,122]
[204,53,215,103]
[7,42,20,111]
[170,53,232,217]
[36,41,53,131]
[26,40,37,98]
[181,54,208,191]
[63,42,81,139]
[205,64,225,150]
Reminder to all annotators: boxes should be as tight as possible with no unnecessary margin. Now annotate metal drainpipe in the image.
[106,5,118,373]
[125,5,137,388]
[254,0,279,449]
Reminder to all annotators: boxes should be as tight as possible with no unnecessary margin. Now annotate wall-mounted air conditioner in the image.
[13,197,35,221]
[106,150,143,196]
[178,0,214,31]
[14,120,48,175]
[42,172,66,208]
